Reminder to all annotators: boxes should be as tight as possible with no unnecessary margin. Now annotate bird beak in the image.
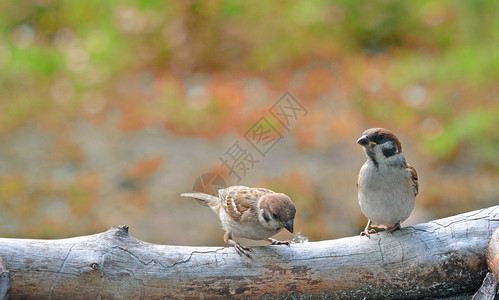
[357,136,376,147]
[283,219,294,233]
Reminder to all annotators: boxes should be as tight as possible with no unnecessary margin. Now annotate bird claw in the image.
[266,238,290,246]
[360,229,377,238]
[360,220,377,238]
[385,223,401,234]
[234,243,253,258]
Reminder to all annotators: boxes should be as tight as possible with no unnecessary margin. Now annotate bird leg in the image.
[360,219,377,238]
[224,232,252,258]
[265,238,290,246]
[385,222,401,234]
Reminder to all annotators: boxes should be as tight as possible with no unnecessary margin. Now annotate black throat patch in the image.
[262,211,271,223]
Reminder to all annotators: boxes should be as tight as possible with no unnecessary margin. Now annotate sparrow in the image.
[181,186,296,257]
[356,128,419,237]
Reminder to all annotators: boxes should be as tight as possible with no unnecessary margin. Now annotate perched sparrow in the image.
[181,186,296,257]
[356,128,419,237]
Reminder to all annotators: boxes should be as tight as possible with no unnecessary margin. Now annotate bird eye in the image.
[272,212,278,219]
[377,134,386,142]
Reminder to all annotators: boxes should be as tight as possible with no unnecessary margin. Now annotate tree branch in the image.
[0,257,10,300]
[0,205,498,299]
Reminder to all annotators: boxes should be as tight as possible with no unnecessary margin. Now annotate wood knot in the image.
[108,225,130,237]
[90,263,99,270]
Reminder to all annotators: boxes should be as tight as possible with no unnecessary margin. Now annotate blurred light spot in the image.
[66,45,89,72]
[82,90,107,114]
[420,117,443,135]
[421,3,448,27]
[186,85,210,110]
[51,78,74,103]
[163,19,188,47]
[12,24,35,48]
[401,84,427,108]
[115,6,146,33]
[53,27,77,49]
[186,85,204,98]
[360,68,383,93]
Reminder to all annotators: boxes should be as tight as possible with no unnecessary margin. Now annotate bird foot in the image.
[231,241,253,258]
[266,238,290,246]
[385,223,401,234]
[360,220,376,238]
[360,229,377,238]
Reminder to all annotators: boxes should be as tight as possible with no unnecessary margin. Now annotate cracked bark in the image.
[472,226,499,300]
[0,205,497,299]
[0,257,10,300]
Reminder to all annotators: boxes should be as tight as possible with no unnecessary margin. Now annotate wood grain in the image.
[0,205,498,299]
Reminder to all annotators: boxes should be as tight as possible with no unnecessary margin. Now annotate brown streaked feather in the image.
[407,164,419,196]
[220,186,273,221]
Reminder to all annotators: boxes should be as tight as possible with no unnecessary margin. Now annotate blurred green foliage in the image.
[1,0,497,142]
[0,0,497,240]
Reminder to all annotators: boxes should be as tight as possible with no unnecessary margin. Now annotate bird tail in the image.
[181,192,218,207]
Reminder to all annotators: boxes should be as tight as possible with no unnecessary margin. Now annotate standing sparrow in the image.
[181,186,296,257]
[356,128,419,237]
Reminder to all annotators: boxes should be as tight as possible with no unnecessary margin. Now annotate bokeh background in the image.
[0,0,498,246]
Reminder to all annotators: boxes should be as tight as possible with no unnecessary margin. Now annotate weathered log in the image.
[472,226,499,300]
[487,226,499,277]
[472,272,498,300]
[0,205,498,299]
[0,257,10,300]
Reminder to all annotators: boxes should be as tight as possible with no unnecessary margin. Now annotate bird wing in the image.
[407,164,419,196]
[220,186,274,221]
